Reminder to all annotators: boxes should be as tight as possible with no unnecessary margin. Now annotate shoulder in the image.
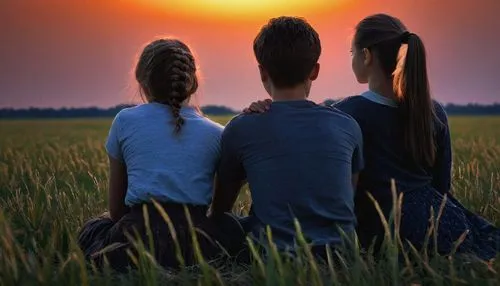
[316,104,362,136]
[108,105,158,141]
[432,100,450,136]
[318,103,357,122]
[224,113,258,129]
[110,106,133,127]
[113,104,149,121]
[331,96,372,121]
[110,105,155,131]
[197,115,224,134]
[432,100,448,123]
[332,95,366,110]
[192,117,224,146]
[220,113,260,140]
[315,101,359,122]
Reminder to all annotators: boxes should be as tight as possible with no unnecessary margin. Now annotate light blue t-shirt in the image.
[105,103,223,206]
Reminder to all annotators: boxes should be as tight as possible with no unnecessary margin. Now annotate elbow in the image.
[109,204,126,222]
[109,210,121,222]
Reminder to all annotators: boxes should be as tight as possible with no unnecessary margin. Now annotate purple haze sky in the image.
[1,0,499,109]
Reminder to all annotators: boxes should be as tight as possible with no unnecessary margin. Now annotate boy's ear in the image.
[309,63,320,81]
[259,65,272,95]
[258,65,269,82]
[362,48,372,66]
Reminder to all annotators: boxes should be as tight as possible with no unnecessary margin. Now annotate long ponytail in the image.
[355,14,437,167]
[393,32,436,166]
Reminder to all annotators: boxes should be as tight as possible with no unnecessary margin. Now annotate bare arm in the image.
[108,155,128,222]
[431,104,452,194]
[210,175,246,218]
[351,122,364,193]
[352,172,359,191]
[209,120,246,218]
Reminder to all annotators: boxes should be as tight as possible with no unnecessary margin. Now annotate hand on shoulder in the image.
[243,99,273,114]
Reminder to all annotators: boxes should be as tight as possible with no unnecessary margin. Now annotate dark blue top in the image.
[218,100,364,250]
[334,91,452,198]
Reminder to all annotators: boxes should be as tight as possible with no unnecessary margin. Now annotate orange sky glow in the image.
[129,0,349,21]
[1,0,499,109]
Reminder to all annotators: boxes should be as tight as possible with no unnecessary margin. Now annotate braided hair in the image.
[135,38,199,134]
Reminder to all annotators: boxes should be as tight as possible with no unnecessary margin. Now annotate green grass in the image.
[0,116,499,285]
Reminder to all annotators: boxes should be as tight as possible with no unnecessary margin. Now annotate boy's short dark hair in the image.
[253,16,321,88]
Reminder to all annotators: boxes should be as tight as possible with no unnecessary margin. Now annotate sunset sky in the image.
[1,0,499,109]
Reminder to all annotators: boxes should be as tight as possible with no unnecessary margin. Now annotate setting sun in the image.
[133,0,348,20]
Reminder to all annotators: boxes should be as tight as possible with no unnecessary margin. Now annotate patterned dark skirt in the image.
[355,187,499,261]
[77,203,247,272]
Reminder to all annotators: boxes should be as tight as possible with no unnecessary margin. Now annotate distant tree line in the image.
[1,101,499,119]
[0,105,237,119]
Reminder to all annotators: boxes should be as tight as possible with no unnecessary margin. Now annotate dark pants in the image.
[232,213,357,265]
[78,203,247,272]
[354,190,393,254]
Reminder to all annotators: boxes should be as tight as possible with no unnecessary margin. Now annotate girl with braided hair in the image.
[77,38,245,271]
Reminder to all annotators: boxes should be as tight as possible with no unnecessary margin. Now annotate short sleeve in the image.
[351,121,364,174]
[105,112,124,161]
[211,124,224,166]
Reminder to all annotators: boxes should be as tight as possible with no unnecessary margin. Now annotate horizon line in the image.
[1,101,500,111]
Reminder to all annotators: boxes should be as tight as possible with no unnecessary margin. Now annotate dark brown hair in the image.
[355,14,436,166]
[135,38,198,133]
[253,16,321,88]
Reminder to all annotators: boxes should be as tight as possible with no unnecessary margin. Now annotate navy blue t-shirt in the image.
[217,100,364,250]
[334,91,452,198]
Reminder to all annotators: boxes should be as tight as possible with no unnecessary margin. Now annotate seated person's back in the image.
[221,101,362,248]
[107,103,223,206]
[78,38,232,271]
[210,17,363,251]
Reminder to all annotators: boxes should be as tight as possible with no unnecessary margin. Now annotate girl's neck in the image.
[181,96,192,107]
[368,73,396,100]
[150,96,192,107]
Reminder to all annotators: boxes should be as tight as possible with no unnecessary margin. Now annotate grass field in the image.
[0,116,499,285]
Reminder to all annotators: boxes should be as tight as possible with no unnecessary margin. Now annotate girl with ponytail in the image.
[77,38,245,271]
[338,13,499,259]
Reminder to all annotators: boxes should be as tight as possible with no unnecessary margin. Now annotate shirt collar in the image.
[150,102,201,117]
[360,90,398,107]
